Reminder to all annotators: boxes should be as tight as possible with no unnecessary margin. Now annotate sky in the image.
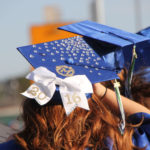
[0,0,150,81]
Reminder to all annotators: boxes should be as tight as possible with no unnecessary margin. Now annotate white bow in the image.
[22,67,93,115]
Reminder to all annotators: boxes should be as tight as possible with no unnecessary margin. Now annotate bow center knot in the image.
[55,77,64,86]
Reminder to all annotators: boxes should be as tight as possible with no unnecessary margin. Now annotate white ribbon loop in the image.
[22,67,93,115]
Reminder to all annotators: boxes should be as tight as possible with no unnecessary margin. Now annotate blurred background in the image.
[0,0,150,141]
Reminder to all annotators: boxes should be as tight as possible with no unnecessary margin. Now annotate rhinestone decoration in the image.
[29,54,34,58]
[27,36,106,76]
[33,50,38,53]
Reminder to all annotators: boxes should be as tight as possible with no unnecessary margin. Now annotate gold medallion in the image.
[56,65,75,77]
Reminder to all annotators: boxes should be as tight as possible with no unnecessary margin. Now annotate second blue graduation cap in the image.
[58,20,150,71]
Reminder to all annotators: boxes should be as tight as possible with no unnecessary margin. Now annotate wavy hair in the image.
[14,94,143,150]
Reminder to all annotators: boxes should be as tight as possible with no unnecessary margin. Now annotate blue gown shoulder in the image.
[128,112,150,150]
[0,140,23,150]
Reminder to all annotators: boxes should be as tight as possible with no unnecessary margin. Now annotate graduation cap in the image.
[58,20,150,71]
[17,35,122,115]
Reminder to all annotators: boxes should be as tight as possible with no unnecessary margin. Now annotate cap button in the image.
[66,58,74,65]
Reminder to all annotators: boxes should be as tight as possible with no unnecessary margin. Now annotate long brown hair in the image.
[14,94,143,150]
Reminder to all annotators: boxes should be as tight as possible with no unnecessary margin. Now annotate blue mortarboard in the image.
[17,36,121,84]
[58,20,150,71]
[17,35,122,115]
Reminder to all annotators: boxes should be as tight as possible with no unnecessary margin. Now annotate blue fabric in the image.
[128,113,150,149]
[58,20,150,47]
[1,113,150,150]
[0,140,23,150]
[134,27,150,71]
[137,27,150,37]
